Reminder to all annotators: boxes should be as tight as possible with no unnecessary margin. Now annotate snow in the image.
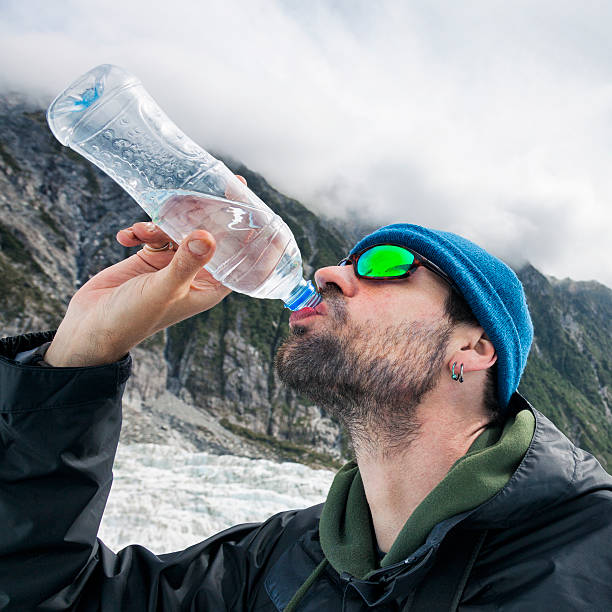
[98,443,336,554]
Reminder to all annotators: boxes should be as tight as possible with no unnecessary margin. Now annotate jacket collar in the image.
[319,393,536,579]
[468,393,612,528]
[266,394,612,609]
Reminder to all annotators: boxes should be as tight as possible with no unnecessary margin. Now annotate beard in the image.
[275,287,452,456]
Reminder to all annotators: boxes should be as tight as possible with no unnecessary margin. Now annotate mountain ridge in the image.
[1,95,610,468]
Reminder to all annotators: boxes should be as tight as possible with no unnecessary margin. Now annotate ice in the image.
[98,443,336,554]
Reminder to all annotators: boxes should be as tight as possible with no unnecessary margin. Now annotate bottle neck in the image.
[284,279,321,311]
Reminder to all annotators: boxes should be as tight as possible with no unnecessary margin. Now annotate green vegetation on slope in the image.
[219,418,342,469]
[0,253,63,326]
[2,97,610,468]
[518,266,612,468]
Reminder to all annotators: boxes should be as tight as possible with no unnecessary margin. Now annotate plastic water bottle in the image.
[46,64,320,311]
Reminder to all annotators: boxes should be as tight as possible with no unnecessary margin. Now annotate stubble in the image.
[275,287,452,456]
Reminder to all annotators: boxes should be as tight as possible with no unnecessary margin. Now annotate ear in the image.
[448,328,497,375]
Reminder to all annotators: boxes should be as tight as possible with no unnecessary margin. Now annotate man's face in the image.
[275,252,453,451]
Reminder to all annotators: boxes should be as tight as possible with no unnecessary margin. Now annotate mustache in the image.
[318,284,348,323]
[318,283,343,300]
[289,283,347,337]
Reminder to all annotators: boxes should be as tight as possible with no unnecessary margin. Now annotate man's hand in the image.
[46,175,251,367]
[45,222,229,367]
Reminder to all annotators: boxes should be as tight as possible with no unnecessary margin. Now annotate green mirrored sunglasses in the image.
[338,243,458,291]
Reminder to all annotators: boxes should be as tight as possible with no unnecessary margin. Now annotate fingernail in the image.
[188,239,210,255]
[145,222,156,232]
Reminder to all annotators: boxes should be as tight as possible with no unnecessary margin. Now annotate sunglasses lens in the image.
[357,245,416,277]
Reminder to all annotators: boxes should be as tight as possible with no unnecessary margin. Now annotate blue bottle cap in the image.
[284,279,322,311]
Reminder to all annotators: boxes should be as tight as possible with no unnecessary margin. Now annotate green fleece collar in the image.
[319,408,535,579]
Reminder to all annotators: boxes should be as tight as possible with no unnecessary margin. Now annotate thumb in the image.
[161,230,216,291]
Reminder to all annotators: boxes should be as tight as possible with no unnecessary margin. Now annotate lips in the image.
[289,302,327,326]
[289,307,316,325]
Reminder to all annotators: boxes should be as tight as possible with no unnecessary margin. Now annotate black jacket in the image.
[1,331,612,611]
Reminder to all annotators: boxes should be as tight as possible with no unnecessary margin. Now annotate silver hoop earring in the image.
[451,362,464,383]
[451,362,459,380]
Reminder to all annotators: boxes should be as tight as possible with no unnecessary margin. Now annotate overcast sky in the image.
[1,0,611,287]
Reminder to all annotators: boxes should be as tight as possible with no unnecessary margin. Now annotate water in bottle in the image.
[46,64,321,310]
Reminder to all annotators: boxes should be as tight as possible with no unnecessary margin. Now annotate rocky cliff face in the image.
[1,94,610,468]
[518,265,612,466]
[0,95,349,468]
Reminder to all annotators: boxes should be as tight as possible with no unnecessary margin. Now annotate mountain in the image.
[517,266,612,466]
[1,94,610,469]
[0,94,349,469]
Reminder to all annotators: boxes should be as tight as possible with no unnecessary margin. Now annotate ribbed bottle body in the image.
[47,64,320,308]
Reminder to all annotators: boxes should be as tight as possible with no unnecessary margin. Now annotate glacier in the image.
[99,443,336,554]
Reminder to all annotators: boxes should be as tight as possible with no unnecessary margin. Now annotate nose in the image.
[314,265,358,297]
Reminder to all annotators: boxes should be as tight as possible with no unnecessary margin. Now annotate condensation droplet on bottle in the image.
[102,129,114,140]
[112,139,129,149]
[120,117,129,125]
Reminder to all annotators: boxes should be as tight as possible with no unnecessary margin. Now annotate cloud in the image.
[1,0,611,287]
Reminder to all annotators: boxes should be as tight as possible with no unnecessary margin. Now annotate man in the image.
[1,211,611,610]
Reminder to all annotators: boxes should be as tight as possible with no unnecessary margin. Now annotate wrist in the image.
[45,331,127,367]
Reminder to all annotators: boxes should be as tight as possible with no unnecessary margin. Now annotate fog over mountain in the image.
[1,0,611,287]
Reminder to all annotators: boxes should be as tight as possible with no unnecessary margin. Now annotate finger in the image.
[116,226,142,247]
[225,175,249,201]
[155,229,216,294]
[116,222,172,248]
[132,221,174,247]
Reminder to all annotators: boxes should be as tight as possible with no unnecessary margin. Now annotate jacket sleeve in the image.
[0,332,296,611]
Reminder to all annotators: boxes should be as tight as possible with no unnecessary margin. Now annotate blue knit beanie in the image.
[350,224,533,410]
